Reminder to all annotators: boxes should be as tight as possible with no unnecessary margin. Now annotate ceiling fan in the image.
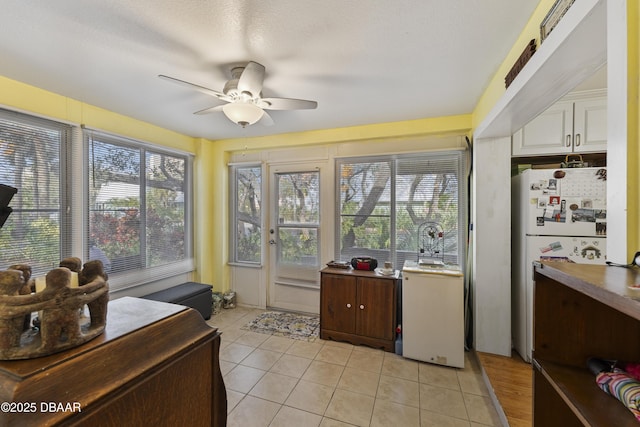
[159,61,318,127]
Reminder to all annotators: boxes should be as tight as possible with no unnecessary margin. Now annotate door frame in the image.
[266,160,333,313]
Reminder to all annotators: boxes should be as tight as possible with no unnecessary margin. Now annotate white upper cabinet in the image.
[512,90,607,156]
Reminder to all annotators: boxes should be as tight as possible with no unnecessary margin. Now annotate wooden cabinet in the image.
[512,90,607,156]
[533,262,640,426]
[320,267,398,352]
[0,297,227,427]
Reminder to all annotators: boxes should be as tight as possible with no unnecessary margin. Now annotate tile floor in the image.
[207,306,502,427]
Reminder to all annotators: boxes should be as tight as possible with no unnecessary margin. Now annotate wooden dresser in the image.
[533,262,640,426]
[320,267,399,352]
[0,297,226,427]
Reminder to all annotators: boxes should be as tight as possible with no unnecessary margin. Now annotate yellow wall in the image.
[2,0,637,286]
[472,0,555,129]
[473,0,639,255]
[0,76,196,151]
[0,74,471,291]
[198,115,472,290]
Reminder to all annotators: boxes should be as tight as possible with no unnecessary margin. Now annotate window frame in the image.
[0,108,72,276]
[335,150,467,269]
[83,129,194,290]
[229,162,264,267]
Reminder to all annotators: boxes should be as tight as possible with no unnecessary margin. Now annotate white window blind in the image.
[0,109,71,275]
[85,130,192,278]
[336,151,467,268]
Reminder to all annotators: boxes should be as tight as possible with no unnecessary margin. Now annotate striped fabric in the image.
[596,368,640,421]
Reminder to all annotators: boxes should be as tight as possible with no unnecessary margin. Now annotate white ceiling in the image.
[0,0,542,140]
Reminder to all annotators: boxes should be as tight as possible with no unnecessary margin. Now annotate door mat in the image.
[241,311,319,341]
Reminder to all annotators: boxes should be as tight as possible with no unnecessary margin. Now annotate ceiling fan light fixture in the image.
[222,102,264,127]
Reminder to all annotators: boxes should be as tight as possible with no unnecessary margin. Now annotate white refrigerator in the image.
[512,167,607,362]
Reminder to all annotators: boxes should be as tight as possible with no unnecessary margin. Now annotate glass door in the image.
[268,165,321,312]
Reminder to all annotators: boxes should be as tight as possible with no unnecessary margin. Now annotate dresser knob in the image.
[359,304,365,310]
[346,303,351,308]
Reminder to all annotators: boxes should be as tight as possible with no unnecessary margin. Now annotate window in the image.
[336,151,467,268]
[86,131,192,276]
[0,109,71,276]
[229,164,262,264]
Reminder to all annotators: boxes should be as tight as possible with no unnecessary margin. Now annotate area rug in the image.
[241,311,319,341]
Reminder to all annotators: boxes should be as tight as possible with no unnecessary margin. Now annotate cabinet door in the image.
[512,101,573,156]
[320,274,356,334]
[573,97,607,152]
[356,277,395,341]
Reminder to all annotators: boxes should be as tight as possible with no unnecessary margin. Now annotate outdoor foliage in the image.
[0,115,63,275]
[88,139,186,271]
[276,172,319,266]
[338,155,461,266]
[234,166,261,263]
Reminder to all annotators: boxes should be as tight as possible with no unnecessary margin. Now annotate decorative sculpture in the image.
[0,258,109,360]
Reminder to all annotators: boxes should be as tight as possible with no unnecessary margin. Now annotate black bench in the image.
[141,282,212,320]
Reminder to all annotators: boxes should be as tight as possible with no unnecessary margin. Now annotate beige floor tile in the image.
[285,380,335,415]
[324,388,375,427]
[370,399,420,427]
[337,367,380,397]
[419,384,468,420]
[302,360,345,387]
[351,345,384,355]
[456,369,488,396]
[270,353,313,378]
[463,393,502,426]
[320,339,355,350]
[269,406,323,427]
[260,335,295,353]
[227,395,281,427]
[219,327,246,342]
[249,372,298,404]
[226,389,245,414]
[420,410,471,427]
[319,418,355,427]
[315,344,352,366]
[235,331,271,347]
[241,348,283,371]
[225,365,267,394]
[220,342,255,363]
[216,309,509,427]
[219,360,237,376]
[347,350,383,373]
[286,340,324,359]
[464,352,482,373]
[376,374,420,407]
[418,363,460,390]
[381,354,419,381]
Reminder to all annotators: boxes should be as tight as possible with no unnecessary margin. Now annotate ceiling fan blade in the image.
[259,110,274,126]
[237,61,265,98]
[158,74,232,102]
[193,104,225,115]
[260,97,318,110]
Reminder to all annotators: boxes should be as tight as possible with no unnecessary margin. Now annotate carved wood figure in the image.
[0,259,109,360]
[79,260,109,327]
[0,270,28,350]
